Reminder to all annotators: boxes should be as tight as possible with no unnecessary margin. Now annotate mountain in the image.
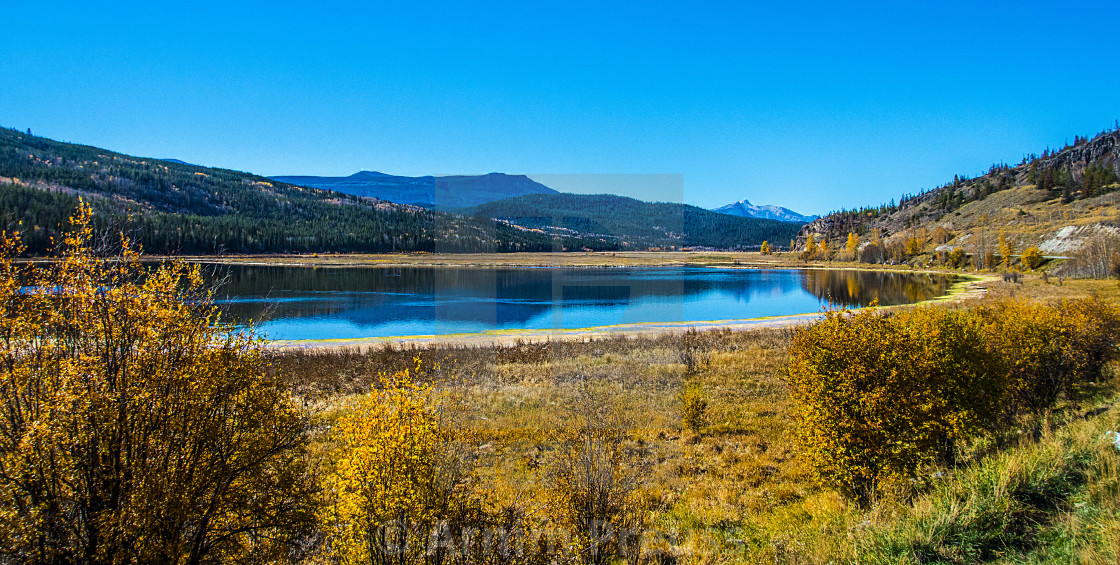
[713,199,817,223]
[0,128,609,255]
[797,125,1120,265]
[461,193,803,250]
[270,171,558,209]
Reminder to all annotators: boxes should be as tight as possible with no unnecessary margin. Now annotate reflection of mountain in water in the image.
[211,266,687,328]
[206,265,957,334]
[799,270,955,306]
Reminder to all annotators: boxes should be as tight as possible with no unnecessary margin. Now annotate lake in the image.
[207,265,959,341]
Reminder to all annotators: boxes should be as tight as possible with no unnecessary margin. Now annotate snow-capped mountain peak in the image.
[712,199,817,223]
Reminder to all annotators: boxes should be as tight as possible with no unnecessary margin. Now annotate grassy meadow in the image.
[5,213,1119,563]
[268,273,1120,564]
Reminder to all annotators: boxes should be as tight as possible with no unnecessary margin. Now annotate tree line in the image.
[465,193,803,250]
[0,128,610,254]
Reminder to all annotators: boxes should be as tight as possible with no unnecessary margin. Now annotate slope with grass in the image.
[799,126,1120,262]
[856,399,1120,564]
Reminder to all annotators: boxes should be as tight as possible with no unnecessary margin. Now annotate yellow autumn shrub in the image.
[677,381,708,434]
[320,365,484,565]
[0,203,314,563]
[785,299,1120,506]
[783,306,1002,505]
[984,298,1120,414]
[1021,246,1044,270]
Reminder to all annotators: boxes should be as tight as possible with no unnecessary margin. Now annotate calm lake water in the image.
[207,265,958,340]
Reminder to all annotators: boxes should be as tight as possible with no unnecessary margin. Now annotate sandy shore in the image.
[265,312,820,352]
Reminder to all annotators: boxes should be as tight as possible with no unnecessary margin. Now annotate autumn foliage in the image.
[320,370,652,565]
[1021,245,1044,270]
[0,203,315,563]
[784,299,1120,505]
[319,364,485,565]
[677,382,708,434]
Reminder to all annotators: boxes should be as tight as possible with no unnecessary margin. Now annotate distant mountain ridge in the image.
[713,198,817,223]
[462,193,803,250]
[271,171,558,209]
[0,128,600,254]
[0,128,799,254]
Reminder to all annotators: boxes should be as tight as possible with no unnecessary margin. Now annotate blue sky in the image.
[2,1,1118,214]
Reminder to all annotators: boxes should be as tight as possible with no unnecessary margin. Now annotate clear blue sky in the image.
[3,1,1118,215]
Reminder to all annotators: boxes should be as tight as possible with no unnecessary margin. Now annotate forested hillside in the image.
[463,193,803,250]
[0,128,604,254]
[797,124,1120,266]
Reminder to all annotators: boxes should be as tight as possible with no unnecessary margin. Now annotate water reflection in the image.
[800,269,954,307]
[205,265,957,340]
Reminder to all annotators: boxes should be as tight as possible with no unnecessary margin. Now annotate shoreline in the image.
[177,250,980,273]
[264,312,823,352]
[263,272,992,351]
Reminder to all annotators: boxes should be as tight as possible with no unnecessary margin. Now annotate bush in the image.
[860,242,884,264]
[0,203,314,563]
[983,298,1120,415]
[783,299,1120,506]
[947,247,968,269]
[544,389,650,565]
[320,365,484,565]
[783,307,1003,506]
[678,381,708,434]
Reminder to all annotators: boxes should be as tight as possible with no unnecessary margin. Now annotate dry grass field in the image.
[269,274,1120,563]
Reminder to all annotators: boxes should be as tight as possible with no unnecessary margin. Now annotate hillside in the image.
[713,198,817,223]
[798,125,1120,265]
[461,193,804,250]
[271,171,557,209]
[0,128,598,255]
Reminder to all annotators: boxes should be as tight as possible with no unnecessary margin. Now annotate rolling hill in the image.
[0,128,604,255]
[0,129,798,255]
[271,171,558,209]
[797,125,1120,266]
[461,193,804,250]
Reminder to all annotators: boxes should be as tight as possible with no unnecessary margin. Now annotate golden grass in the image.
[272,276,1120,564]
[881,184,1120,252]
